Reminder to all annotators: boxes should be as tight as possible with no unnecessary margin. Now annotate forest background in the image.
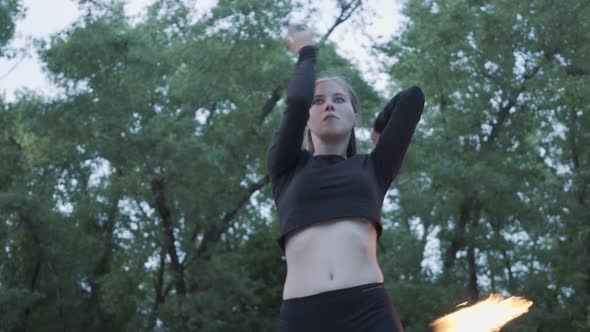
[0,0,588,331]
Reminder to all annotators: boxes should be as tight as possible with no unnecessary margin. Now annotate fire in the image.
[429,293,533,332]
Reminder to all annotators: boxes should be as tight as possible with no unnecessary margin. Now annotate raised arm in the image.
[266,29,317,181]
[370,85,425,190]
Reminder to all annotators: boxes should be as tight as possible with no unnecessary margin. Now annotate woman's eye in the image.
[335,97,345,103]
[312,99,322,104]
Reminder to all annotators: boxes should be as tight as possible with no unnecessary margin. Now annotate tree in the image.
[377,0,589,330]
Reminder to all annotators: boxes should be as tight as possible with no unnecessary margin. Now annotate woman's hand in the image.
[371,128,381,146]
[287,24,315,54]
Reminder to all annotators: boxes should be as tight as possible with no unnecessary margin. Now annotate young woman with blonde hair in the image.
[267,25,425,332]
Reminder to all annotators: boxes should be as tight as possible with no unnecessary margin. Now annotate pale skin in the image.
[287,25,381,152]
[307,80,358,156]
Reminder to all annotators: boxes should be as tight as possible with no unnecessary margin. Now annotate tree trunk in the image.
[442,198,470,276]
[151,177,186,297]
[467,244,479,302]
[151,176,188,329]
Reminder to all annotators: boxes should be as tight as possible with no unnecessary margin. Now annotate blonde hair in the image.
[304,75,361,158]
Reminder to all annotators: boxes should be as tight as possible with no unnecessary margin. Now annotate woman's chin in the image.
[317,130,350,141]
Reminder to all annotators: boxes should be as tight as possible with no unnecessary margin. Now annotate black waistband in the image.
[282,282,384,303]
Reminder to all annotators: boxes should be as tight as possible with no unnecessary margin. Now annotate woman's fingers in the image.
[286,24,315,54]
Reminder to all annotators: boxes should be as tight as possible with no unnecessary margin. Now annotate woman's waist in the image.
[285,242,379,270]
[284,218,381,275]
[285,256,382,279]
[283,261,384,300]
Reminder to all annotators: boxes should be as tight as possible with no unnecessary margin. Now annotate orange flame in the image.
[429,293,533,332]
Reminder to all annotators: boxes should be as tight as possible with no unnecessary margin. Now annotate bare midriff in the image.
[282,217,384,300]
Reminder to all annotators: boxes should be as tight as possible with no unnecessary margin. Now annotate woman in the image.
[266,25,425,332]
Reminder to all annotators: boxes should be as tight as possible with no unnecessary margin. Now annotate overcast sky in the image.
[0,0,405,102]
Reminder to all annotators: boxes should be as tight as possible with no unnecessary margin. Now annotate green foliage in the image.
[1,0,588,331]
[375,0,590,330]
[0,0,23,57]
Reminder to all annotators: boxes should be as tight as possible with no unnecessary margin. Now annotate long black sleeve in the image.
[266,46,317,183]
[370,85,425,191]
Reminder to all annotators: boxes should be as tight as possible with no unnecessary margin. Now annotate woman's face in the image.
[307,80,358,141]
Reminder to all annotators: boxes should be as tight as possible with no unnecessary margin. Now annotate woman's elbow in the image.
[408,85,425,103]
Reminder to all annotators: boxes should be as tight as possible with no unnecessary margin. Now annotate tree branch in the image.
[196,175,270,258]
[484,62,542,146]
[318,0,363,45]
[148,246,166,331]
[258,87,283,125]
[151,177,186,297]
[467,244,479,302]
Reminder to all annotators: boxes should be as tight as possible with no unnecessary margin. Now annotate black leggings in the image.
[277,282,404,332]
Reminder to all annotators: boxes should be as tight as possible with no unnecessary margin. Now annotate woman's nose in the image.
[324,103,334,111]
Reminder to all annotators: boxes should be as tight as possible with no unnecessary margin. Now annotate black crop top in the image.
[266,45,425,254]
